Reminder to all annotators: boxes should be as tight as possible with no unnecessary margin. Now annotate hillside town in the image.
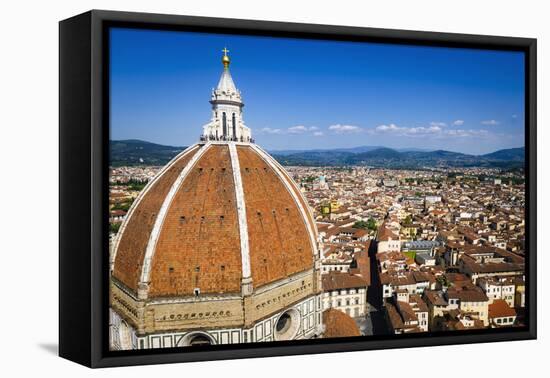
[109,163,526,335]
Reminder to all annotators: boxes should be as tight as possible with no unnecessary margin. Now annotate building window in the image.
[274,309,300,341]
[232,113,237,139]
[222,112,227,136]
[189,334,212,346]
[277,314,294,336]
[182,332,214,347]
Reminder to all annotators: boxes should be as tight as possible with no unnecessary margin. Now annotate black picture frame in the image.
[59,9,537,368]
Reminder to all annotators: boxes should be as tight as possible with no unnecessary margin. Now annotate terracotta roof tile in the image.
[322,309,361,338]
[238,146,315,288]
[322,271,368,291]
[113,146,199,292]
[113,144,317,297]
[489,299,516,318]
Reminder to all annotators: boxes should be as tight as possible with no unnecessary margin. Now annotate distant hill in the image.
[351,147,402,160]
[268,145,383,156]
[110,139,524,169]
[274,147,525,169]
[110,140,186,166]
[268,145,430,155]
[482,147,526,161]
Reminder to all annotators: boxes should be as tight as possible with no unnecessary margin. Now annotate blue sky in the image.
[110,28,525,155]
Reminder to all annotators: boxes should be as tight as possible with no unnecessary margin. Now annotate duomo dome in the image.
[110,49,323,350]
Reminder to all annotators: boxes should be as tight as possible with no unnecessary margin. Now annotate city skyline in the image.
[108,30,527,348]
[110,28,525,155]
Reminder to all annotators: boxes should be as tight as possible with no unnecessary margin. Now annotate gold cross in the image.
[222,47,230,56]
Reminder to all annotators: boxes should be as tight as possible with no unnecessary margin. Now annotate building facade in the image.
[321,271,368,318]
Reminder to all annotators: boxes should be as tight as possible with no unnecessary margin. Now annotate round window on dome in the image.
[273,309,300,341]
[189,334,212,346]
[180,332,215,347]
[276,313,291,333]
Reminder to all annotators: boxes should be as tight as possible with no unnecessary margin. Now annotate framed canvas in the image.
[59,10,537,368]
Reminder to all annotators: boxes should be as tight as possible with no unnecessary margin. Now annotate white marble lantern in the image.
[202,48,252,142]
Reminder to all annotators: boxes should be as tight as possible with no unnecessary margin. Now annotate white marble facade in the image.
[111,295,322,350]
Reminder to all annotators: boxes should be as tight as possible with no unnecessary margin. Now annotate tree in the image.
[437,275,451,288]
[403,215,413,225]
[128,181,147,191]
[112,198,134,212]
[367,218,377,231]
[354,218,377,231]
[353,220,368,229]
[109,222,121,235]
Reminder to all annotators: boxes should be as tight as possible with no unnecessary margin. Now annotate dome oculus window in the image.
[274,309,300,341]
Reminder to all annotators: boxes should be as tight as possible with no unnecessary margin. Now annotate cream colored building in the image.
[321,271,368,318]
[477,277,516,307]
[423,287,490,329]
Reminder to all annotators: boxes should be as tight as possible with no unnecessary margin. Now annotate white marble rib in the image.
[250,144,318,257]
[139,143,212,287]
[228,143,251,279]
[111,144,200,271]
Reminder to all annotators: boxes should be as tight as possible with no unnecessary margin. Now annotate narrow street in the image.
[365,239,390,335]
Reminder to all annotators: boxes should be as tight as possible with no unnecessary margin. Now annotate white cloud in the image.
[444,129,489,137]
[259,125,320,135]
[259,127,284,135]
[374,122,490,140]
[376,123,401,132]
[453,120,465,126]
[328,124,362,134]
[410,125,442,134]
[313,131,324,137]
[481,119,500,126]
[430,121,446,127]
[287,125,309,134]
[375,123,441,136]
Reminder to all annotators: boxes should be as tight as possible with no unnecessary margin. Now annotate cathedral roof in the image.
[112,49,317,300]
[216,47,238,95]
[216,68,238,95]
[112,142,318,298]
[322,309,361,338]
